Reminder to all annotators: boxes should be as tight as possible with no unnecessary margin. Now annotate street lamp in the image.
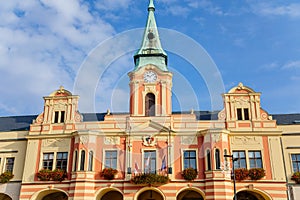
[224,154,239,200]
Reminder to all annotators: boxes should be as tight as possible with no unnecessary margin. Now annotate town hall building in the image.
[0,1,300,200]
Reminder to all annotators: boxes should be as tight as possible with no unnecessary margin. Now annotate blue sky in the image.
[0,0,300,116]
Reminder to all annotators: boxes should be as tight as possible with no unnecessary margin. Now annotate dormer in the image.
[218,83,277,131]
[30,86,82,134]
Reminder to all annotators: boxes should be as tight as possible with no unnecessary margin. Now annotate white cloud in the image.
[168,5,190,17]
[185,0,224,16]
[260,62,279,70]
[282,60,300,69]
[95,0,132,11]
[0,0,115,116]
[252,2,300,18]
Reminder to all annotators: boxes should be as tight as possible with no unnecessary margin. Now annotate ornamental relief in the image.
[80,135,89,145]
[143,136,157,147]
[235,97,250,107]
[42,138,67,147]
[211,133,220,143]
[181,136,197,145]
[53,103,66,110]
[104,136,120,145]
[231,136,262,146]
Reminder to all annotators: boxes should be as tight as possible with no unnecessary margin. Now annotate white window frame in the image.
[236,107,250,120]
[290,152,300,173]
[40,151,69,171]
[181,148,198,171]
[205,148,211,171]
[53,110,66,123]
[142,149,158,173]
[103,149,119,170]
[230,149,265,170]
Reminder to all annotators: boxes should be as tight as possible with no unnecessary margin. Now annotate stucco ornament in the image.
[143,135,157,146]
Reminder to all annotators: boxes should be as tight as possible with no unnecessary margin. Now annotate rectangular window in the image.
[249,151,262,168]
[56,152,68,171]
[233,151,247,169]
[183,150,197,169]
[292,154,300,172]
[5,157,15,173]
[54,111,59,123]
[60,111,65,123]
[43,153,54,170]
[244,108,249,120]
[53,111,65,123]
[105,150,117,169]
[237,108,250,120]
[237,108,243,120]
[144,150,156,174]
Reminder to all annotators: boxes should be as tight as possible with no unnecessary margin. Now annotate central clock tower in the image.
[128,0,172,117]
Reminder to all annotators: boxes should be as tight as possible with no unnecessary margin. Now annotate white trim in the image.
[214,148,221,170]
[205,148,211,171]
[73,150,78,171]
[102,149,119,170]
[142,149,157,173]
[289,152,300,173]
[181,148,198,171]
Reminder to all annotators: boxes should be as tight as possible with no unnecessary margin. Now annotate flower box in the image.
[51,169,67,181]
[130,173,169,186]
[100,168,118,180]
[182,168,198,181]
[37,169,52,181]
[0,172,14,183]
[234,168,249,181]
[291,172,300,184]
[37,169,67,181]
[248,168,265,180]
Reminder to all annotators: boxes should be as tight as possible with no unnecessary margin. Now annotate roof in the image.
[134,0,168,71]
[0,112,299,132]
[0,115,37,132]
[272,114,300,125]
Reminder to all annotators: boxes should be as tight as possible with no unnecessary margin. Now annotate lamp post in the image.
[168,126,172,174]
[224,154,238,200]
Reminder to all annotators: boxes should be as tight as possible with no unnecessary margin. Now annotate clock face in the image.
[143,71,157,83]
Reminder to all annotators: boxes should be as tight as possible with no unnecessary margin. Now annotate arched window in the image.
[206,149,211,170]
[145,93,155,116]
[88,151,94,171]
[80,150,85,171]
[215,149,221,169]
[73,151,78,171]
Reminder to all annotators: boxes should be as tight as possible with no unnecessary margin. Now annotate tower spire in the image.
[134,0,168,71]
[148,0,155,11]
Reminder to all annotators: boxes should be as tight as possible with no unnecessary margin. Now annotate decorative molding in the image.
[181,136,197,145]
[143,136,157,147]
[261,112,268,120]
[80,135,88,145]
[235,97,249,107]
[104,136,120,145]
[53,103,66,110]
[218,110,226,120]
[211,133,220,143]
[232,136,262,145]
[42,138,66,147]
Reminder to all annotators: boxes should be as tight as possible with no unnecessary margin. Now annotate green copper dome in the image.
[134,0,168,71]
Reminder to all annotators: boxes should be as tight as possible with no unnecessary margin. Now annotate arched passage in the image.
[100,190,122,200]
[0,193,12,200]
[42,192,67,200]
[138,189,164,200]
[236,190,272,200]
[177,189,204,200]
[96,188,123,200]
[30,189,68,200]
